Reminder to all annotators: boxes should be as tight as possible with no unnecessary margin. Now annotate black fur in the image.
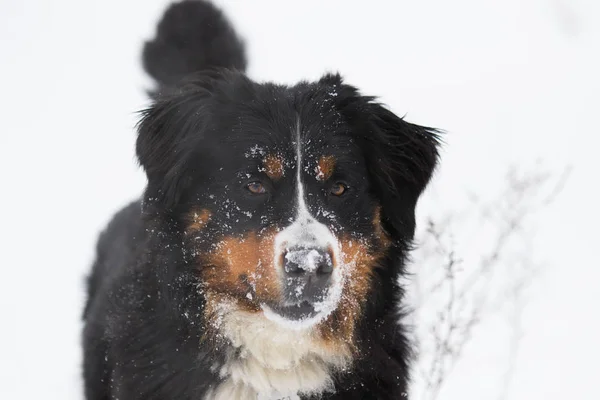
[142,0,246,92]
[83,1,440,399]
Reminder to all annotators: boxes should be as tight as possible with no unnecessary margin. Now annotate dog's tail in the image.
[142,0,246,92]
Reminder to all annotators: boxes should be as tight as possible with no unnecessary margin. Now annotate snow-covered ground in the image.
[1,0,598,398]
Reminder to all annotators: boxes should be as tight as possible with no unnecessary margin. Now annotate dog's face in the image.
[137,72,439,342]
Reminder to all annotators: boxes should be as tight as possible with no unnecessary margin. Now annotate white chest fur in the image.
[204,309,350,400]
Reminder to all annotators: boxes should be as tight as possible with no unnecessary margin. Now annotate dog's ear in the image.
[365,103,440,240]
[320,73,441,241]
[137,70,254,213]
[136,75,218,212]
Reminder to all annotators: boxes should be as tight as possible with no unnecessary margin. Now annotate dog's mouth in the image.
[260,278,344,330]
[264,301,318,321]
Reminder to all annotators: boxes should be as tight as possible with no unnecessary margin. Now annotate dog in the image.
[82,1,440,399]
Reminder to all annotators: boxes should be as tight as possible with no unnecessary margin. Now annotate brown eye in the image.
[330,182,347,196]
[247,181,266,194]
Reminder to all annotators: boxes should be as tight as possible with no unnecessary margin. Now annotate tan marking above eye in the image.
[263,154,285,180]
[316,155,336,181]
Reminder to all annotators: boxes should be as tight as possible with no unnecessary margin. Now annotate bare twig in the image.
[410,164,569,400]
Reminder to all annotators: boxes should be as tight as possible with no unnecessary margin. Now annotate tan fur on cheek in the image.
[200,232,280,339]
[262,154,285,181]
[201,231,281,304]
[318,235,386,354]
[323,207,391,349]
[316,155,336,181]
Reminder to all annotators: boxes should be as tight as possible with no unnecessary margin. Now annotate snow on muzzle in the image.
[261,214,344,329]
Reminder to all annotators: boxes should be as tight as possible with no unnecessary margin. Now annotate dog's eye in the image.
[330,182,347,196]
[246,181,266,194]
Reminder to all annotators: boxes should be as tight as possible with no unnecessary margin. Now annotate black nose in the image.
[283,248,334,304]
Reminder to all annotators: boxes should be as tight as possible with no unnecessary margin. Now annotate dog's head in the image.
[137,70,439,343]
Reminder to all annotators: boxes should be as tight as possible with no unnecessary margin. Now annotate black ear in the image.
[136,76,216,212]
[365,103,440,239]
[320,73,441,240]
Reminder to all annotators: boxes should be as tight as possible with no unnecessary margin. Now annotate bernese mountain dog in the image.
[82,1,441,399]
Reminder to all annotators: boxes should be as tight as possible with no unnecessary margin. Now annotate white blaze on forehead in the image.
[275,118,338,252]
[263,118,343,329]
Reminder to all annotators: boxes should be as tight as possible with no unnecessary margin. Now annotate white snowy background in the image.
[1,0,599,398]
